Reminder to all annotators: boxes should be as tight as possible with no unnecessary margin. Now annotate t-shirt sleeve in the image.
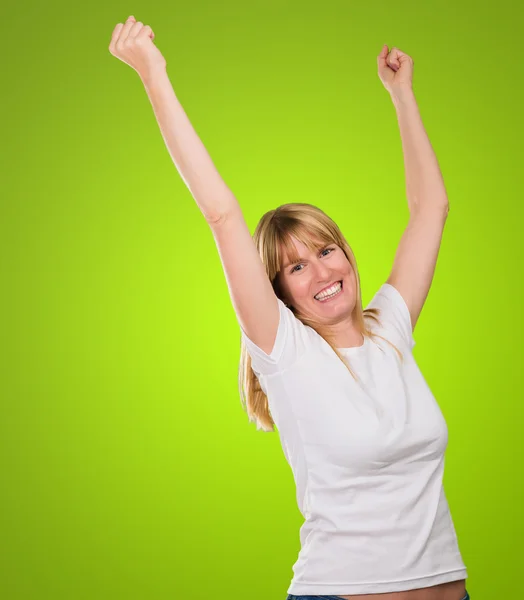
[240,298,311,376]
[366,283,416,351]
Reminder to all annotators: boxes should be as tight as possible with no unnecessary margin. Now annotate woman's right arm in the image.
[141,68,237,224]
[144,70,281,354]
[109,16,280,355]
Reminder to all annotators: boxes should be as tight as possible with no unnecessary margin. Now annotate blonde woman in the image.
[109,16,470,600]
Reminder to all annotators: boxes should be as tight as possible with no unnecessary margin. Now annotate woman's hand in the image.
[109,15,166,81]
[377,45,414,99]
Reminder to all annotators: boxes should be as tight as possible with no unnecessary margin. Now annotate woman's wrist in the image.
[139,63,168,90]
[390,87,417,109]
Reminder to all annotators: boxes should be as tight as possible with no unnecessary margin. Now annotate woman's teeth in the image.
[314,281,342,301]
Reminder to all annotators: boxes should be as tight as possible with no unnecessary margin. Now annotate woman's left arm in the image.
[378,45,449,215]
[392,89,450,215]
[378,45,450,332]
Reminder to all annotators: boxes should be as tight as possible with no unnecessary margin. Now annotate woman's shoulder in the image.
[363,283,416,352]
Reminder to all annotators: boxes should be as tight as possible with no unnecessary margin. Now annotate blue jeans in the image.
[286,590,470,600]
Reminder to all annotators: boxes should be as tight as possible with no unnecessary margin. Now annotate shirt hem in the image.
[287,567,468,595]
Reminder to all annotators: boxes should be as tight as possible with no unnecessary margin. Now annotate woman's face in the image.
[278,236,357,323]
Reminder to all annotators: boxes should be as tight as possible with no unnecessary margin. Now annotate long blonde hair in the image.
[238,203,402,432]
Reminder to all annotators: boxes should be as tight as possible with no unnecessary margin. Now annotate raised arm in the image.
[109,16,280,355]
[377,45,450,332]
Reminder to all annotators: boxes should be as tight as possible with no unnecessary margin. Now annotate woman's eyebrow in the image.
[282,258,301,269]
[281,246,329,269]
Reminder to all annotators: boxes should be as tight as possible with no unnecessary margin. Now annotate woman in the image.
[109,16,469,600]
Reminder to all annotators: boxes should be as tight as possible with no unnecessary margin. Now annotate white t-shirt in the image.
[240,283,468,596]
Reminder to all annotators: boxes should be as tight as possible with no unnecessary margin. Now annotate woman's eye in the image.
[290,248,334,273]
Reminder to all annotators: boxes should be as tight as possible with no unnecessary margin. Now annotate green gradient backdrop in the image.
[2,0,522,598]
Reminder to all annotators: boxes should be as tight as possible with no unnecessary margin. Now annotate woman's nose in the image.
[314,262,331,279]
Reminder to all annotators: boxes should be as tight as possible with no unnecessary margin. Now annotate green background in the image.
[2,0,522,598]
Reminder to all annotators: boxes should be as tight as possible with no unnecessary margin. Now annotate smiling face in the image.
[277,235,358,326]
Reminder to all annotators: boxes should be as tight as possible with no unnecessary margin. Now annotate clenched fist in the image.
[109,15,166,80]
[377,45,414,97]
